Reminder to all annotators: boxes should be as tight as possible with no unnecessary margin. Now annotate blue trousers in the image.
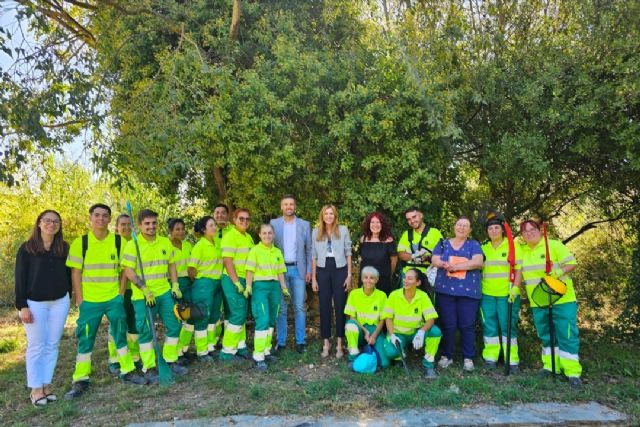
[435,293,480,359]
[276,265,307,346]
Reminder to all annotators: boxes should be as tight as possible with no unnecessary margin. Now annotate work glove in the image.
[390,334,402,348]
[282,287,291,302]
[171,282,182,299]
[233,281,244,294]
[508,286,520,303]
[550,267,564,279]
[412,329,425,350]
[142,288,156,307]
[243,285,252,299]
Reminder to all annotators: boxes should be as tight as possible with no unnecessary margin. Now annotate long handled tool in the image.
[126,201,173,385]
[394,340,411,376]
[542,223,556,381]
[504,221,516,376]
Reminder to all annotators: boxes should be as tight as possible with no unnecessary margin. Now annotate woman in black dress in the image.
[358,212,397,295]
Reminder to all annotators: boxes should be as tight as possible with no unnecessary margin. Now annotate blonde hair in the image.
[316,204,341,241]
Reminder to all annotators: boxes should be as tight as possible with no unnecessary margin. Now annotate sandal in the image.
[45,393,57,402]
[336,347,344,359]
[30,394,48,407]
[321,342,331,358]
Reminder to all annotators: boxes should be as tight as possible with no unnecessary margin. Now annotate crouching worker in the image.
[344,266,387,362]
[244,223,290,372]
[122,209,188,384]
[380,268,441,378]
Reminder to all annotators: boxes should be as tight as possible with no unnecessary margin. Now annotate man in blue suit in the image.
[271,195,312,353]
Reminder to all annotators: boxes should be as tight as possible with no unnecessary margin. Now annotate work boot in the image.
[176,355,191,366]
[265,354,278,364]
[423,368,438,379]
[438,356,453,369]
[197,354,214,363]
[64,381,89,400]
[207,350,218,360]
[237,349,252,360]
[144,368,159,385]
[168,362,188,376]
[485,360,497,370]
[134,360,143,370]
[568,377,582,388]
[120,371,147,385]
[272,344,285,355]
[537,369,552,378]
[219,353,246,364]
[256,361,268,373]
[108,363,121,377]
[509,365,520,374]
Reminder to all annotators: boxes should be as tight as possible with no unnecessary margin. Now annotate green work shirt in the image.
[122,236,175,300]
[397,227,444,273]
[221,227,255,279]
[381,288,438,335]
[521,239,577,307]
[189,237,223,280]
[344,288,387,326]
[481,238,522,297]
[66,231,122,303]
[245,242,286,282]
[173,240,193,278]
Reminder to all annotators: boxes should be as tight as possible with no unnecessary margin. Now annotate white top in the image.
[283,219,297,263]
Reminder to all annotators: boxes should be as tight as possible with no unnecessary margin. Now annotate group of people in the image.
[15,195,583,406]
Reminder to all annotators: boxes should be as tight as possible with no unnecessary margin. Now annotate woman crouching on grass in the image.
[15,210,71,406]
[379,268,441,378]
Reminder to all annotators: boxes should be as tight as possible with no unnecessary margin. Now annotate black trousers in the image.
[317,258,348,339]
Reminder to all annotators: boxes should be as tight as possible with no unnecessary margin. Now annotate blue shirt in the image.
[433,239,483,299]
[283,219,297,263]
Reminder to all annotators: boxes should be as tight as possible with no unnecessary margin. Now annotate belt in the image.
[285,262,296,266]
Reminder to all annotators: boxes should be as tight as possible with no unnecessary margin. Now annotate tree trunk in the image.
[230,0,241,41]
[213,166,227,205]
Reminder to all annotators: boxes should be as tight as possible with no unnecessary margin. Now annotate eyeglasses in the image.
[522,228,540,235]
[41,218,61,225]
[237,217,251,222]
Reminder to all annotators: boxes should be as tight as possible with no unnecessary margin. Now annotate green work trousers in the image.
[531,302,582,378]
[72,295,135,382]
[480,295,520,365]
[108,288,140,365]
[380,326,442,369]
[251,280,281,362]
[220,275,248,359]
[133,291,181,370]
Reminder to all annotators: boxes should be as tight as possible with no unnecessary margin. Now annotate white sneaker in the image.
[463,358,474,372]
[438,356,453,369]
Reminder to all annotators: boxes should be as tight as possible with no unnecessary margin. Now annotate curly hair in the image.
[361,211,393,242]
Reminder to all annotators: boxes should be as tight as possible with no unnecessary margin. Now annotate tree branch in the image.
[563,209,633,244]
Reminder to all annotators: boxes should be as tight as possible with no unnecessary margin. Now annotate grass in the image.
[1,305,638,426]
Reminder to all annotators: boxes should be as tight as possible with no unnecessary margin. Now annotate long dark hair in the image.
[25,210,68,257]
[362,211,393,242]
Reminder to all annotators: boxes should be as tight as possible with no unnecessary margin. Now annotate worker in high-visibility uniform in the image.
[219,208,254,361]
[344,266,387,361]
[122,209,188,383]
[180,215,223,361]
[243,223,291,371]
[166,218,194,361]
[480,217,523,371]
[107,213,141,375]
[211,203,234,349]
[380,268,441,378]
[397,207,443,285]
[65,204,146,400]
[520,219,582,387]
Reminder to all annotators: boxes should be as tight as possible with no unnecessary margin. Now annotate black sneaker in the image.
[485,360,497,370]
[108,363,121,377]
[64,381,89,399]
[168,362,188,376]
[176,355,191,366]
[120,371,147,385]
[272,344,285,355]
[537,369,552,378]
[198,354,214,363]
[144,368,160,385]
[568,377,582,388]
[256,361,268,372]
[296,344,306,354]
[508,365,520,374]
[265,354,278,364]
[424,368,438,379]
